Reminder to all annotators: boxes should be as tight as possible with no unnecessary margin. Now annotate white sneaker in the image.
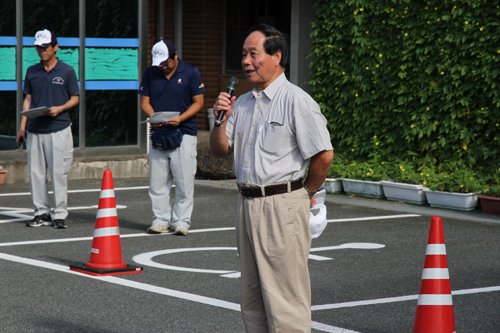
[174,225,189,236]
[147,224,169,234]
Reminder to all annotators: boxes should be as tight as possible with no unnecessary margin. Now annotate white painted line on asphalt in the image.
[452,285,500,295]
[312,294,419,311]
[0,191,31,197]
[0,218,28,223]
[0,211,419,227]
[132,243,386,276]
[0,236,94,247]
[220,272,241,278]
[0,251,240,311]
[312,285,500,311]
[310,243,385,252]
[0,206,27,211]
[0,227,237,246]
[0,252,359,333]
[308,254,333,261]
[327,214,420,223]
[186,227,235,234]
[3,250,500,331]
[0,205,127,224]
[0,185,154,197]
[133,247,238,274]
[311,322,360,333]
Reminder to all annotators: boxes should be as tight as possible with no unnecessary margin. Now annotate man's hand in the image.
[213,92,236,124]
[309,195,317,208]
[16,129,26,144]
[46,106,63,117]
[44,96,79,118]
[167,117,181,127]
[305,150,334,208]
[209,92,235,158]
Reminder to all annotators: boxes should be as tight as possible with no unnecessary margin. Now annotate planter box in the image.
[478,195,500,215]
[0,170,7,187]
[424,189,478,211]
[342,178,384,199]
[380,181,428,205]
[320,178,343,193]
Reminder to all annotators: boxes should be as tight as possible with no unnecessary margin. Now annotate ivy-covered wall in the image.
[310,0,500,172]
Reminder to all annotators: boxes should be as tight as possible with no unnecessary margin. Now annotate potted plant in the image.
[477,169,500,215]
[423,163,481,211]
[337,159,389,199]
[0,165,7,186]
[380,159,429,205]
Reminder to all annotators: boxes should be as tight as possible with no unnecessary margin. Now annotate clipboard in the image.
[140,111,180,124]
[20,107,51,119]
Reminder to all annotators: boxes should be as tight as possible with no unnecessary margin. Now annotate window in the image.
[0,0,141,151]
[84,0,139,147]
[0,1,19,150]
[225,0,291,73]
[23,0,80,147]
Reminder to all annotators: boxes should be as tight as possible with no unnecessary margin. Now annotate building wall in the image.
[146,0,224,131]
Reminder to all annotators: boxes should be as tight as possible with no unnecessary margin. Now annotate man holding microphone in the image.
[210,24,333,332]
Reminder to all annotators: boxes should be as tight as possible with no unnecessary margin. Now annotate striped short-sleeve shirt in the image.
[226,73,333,186]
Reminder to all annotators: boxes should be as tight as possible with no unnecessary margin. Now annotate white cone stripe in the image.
[93,227,120,238]
[417,294,453,305]
[96,208,117,218]
[426,244,446,255]
[99,189,115,199]
[421,268,450,279]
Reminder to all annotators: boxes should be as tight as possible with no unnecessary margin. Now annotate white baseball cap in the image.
[33,29,56,47]
[151,40,176,66]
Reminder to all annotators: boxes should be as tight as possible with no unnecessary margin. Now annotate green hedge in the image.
[310,0,500,172]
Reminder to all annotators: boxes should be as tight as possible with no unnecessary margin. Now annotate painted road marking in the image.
[0,213,416,243]
[0,208,419,225]
[0,205,127,223]
[2,252,500,331]
[0,227,237,247]
[132,243,386,278]
[0,185,152,197]
[327,214,420,223]
[0,252,360,333]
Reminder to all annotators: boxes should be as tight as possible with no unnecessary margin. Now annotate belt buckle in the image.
[238,184,253,198]
[238,184,263,198]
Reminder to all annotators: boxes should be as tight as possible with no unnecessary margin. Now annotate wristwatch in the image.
[303,182,317,196]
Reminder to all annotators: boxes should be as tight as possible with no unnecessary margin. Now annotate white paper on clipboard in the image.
[20,107,51,119]
[140,112,180,124]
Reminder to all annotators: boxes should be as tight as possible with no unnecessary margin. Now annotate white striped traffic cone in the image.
[413,216,456,333]
[70,170,142,276]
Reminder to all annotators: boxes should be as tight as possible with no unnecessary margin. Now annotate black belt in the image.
[238,179,303,198]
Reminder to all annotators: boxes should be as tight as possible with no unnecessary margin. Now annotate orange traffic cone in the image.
[70,170,143,276]
[413,216,455,333]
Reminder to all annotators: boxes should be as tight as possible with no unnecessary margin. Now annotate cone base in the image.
[84,260,128,269]
[69,263,143,276]
[414,305,456,333]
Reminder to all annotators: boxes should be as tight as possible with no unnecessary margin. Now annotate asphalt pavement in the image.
[0,177,499,332]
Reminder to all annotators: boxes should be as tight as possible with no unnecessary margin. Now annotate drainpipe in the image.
[157,0,165,41]
[174,0,182,58]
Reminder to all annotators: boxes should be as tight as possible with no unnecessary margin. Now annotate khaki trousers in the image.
[236,188,312,333]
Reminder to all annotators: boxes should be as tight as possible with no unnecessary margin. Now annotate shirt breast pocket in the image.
[262,122,283,153]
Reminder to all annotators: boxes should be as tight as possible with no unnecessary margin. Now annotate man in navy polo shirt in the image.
[16,29,79,229]
[139,40,205,235]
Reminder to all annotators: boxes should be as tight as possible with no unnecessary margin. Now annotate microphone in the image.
[215,77,238,127]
